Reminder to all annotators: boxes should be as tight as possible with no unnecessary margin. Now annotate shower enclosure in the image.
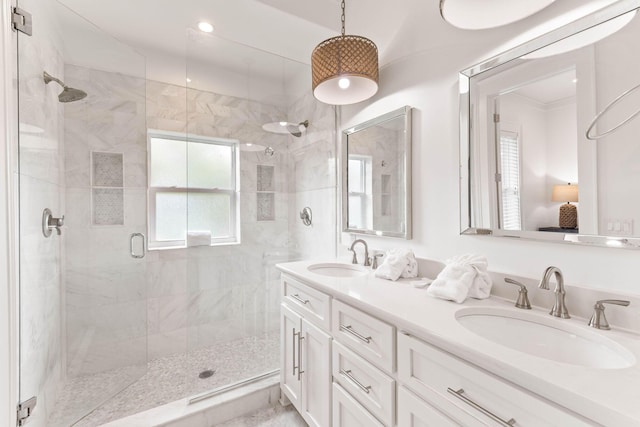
[16,1,337,426]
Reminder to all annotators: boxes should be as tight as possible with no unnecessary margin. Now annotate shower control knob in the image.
[42,208,64,237]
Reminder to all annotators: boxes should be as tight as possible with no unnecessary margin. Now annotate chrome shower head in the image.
[262,120,309,137]
[43,71,87,103]
[287,120,309,137]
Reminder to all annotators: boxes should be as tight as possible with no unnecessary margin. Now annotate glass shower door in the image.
[17,1,148,426]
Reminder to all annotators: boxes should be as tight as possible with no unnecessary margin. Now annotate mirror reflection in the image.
[342,106,412,238]
[461,3,640,247]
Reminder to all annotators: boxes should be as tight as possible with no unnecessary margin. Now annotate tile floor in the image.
[219,404,307,427]
[47,333,279,427]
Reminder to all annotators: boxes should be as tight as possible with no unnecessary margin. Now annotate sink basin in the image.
[456,307,636,369]
[307,263,369,278]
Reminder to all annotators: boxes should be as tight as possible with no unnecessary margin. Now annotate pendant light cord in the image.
[341,0,346,36]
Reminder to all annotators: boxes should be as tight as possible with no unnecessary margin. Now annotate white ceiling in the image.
[54,0,621,105]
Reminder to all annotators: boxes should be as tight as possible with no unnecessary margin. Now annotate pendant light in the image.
[311,0,379,105]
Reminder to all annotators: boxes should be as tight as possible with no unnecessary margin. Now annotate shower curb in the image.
[99,372,281,427]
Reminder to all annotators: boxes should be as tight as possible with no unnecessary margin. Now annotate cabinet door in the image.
[333,383,384,427]
[301,318,332,427]
[398,386,459,427]
[281,304,302,408]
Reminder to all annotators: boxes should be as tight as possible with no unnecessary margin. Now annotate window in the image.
[148,131,240,248]
[499,130,522,230]
[348,155,373,229]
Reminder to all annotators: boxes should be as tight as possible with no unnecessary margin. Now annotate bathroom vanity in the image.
[277,259,640,426]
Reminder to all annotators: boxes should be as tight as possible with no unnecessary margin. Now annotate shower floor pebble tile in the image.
[218,404,307,427]
[48,333,279,427]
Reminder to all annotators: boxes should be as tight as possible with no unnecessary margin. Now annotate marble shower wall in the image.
[287,92,337,260]
[17,0,65,425]
[145,81,293,361]
[63,70,300,379]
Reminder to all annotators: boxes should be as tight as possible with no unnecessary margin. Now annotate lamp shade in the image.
[311,35,379,105]
[552,184,578,203]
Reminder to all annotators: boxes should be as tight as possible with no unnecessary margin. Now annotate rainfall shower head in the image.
[262,120,309,137]
[43,71,87,103]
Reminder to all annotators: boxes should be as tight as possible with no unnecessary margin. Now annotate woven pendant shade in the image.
[311,35,379,105]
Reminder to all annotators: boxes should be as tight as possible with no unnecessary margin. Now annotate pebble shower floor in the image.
[47,333,279,426]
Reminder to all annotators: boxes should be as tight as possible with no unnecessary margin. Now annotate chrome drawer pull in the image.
[291,294,309,305]
[339,325,371,343]
[340,369,371,394]
[447,388,516,427]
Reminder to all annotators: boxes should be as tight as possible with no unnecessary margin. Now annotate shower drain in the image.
[198,369,216,379]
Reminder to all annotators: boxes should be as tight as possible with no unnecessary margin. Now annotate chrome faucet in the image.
[349,239,370,266]
[538,266,570,318]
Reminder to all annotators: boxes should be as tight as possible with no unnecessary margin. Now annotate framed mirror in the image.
[460,0,640,249]
[342,106,412,239]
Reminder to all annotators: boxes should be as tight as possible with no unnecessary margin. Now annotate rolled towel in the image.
[187,230,211,247]
[427,254,492,303]
[375,249,418,281]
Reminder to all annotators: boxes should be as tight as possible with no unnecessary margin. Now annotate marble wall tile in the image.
[256,193,275,221]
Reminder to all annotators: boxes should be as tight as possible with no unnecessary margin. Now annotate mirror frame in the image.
[342,106,413,239]
[459,0,640,249]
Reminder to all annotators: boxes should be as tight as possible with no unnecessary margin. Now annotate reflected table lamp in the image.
[552,183,579,229]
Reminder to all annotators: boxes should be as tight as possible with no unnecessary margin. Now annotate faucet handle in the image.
[588,299,630,330]
[504,278,531,310]
[370,253,384,269]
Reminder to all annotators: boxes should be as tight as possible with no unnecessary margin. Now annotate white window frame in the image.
[348,155,373,230]
[147,130,240,249]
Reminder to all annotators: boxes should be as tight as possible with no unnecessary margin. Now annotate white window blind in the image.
[499,130,522,230]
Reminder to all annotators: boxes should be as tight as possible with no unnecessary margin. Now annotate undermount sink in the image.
[307,263,369,278]
[456,307,636,369]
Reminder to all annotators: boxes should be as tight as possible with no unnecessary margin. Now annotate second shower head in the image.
[262,120,309,137]
[43,71,87,103]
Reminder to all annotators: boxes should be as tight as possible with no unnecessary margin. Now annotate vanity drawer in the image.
[332,299,395,374]
[333,382,384,427]
[333,341,395,427]
[397,332,593,427]
[281,274,331,330]
[397,385,459,427]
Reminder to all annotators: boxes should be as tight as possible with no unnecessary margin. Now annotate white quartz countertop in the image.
[277,259,640,426]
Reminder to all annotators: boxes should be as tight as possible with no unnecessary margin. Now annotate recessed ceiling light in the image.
[186,78,192,83]
[198,21,214,33]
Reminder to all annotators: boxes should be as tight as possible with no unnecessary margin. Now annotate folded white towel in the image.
[374,249,419,281]
[187,230,211,247]
[427,254,492,303]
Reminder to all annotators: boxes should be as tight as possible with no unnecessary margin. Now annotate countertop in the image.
[276,259,640,426]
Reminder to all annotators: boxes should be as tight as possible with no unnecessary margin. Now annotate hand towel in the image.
[374,249,418,281]
[427,254,492,303]
[187,231,211,247]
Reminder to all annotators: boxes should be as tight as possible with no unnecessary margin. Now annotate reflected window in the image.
[499,130,522,230]
[348,155,373,229]
[148,131,239,248]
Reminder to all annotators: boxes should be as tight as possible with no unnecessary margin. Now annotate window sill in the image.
[148,241,241,251]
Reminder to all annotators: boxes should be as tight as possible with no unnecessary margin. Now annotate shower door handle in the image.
[130,233,146,259]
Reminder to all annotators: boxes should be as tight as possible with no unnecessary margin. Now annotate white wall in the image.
[341,41,640,295]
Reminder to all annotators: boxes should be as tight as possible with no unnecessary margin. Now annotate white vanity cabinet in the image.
[280,271,599,427]
[397,332,594,426]
[280,278,332,427]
